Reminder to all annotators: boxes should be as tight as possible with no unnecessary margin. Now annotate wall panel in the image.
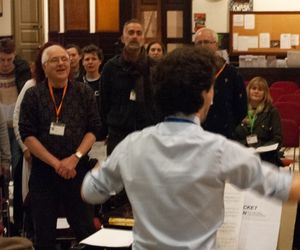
[96,0,119,32]
[65,0,89,31]
[48,0,59,32]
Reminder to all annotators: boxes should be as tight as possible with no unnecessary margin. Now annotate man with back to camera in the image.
[100,19,157,155]
[19,44,101,249]
[81,46,300,250]
[194,28,247,139]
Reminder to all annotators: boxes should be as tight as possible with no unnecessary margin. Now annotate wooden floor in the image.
[277,147,299,250]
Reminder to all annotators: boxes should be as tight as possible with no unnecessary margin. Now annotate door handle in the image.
[32,25,41,29]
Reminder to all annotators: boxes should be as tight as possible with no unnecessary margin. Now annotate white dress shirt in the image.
[82,115,292,250]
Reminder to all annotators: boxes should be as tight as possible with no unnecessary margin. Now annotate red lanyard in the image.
[214,63,226,79]
[48,82,68,122]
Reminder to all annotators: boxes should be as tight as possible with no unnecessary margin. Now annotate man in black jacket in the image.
[194,28,247,139]
[100,19,156,155]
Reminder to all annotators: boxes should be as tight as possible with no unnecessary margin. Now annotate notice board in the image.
[230,11,300,56]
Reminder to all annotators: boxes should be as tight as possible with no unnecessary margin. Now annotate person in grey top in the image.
[0,107,11,199]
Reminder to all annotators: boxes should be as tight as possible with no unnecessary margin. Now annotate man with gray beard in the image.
[100,19,157,155]
[99,19,157,213]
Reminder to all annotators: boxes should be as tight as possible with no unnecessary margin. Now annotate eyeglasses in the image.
[47,56,70,65]
[195,40,216,46]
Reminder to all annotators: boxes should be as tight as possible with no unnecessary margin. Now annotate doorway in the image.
[133,0,192,51]
[13,0,44,63]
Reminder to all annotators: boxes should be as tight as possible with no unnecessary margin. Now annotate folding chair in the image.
[270,81,299,93]
[295,89,300,95]
[277,93,300,104]
[280,119,300,171]
[270,88,289,104]
[274,102,300,126]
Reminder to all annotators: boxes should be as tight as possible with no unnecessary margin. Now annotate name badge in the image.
[246,134,258,145]
[129,90,136,101]
[49,122,65,136]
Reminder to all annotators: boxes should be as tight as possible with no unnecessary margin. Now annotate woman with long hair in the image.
[234,76,282,166]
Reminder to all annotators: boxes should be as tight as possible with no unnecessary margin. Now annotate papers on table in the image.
[255,143,279,153]
[56,218,70,229]
[80,228,133,247]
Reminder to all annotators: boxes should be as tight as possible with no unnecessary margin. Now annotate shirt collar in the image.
[166,113,201,126]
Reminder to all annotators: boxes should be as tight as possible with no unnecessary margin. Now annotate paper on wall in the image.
[259,33,271,48]
[244,14,255,29]
[233,33,239,50]
[291,34,299,46]
[238,36,249,51]
[233,14,244,27]
[280,33,291,49]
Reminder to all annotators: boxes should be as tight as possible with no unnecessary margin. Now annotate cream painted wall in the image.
[254,0,300,11]
[192,0,300,33]
[192,0,230,33]
[0,0,12,36]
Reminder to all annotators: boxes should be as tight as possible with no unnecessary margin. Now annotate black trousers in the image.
[30,164,95,250]
[106,130,129,156]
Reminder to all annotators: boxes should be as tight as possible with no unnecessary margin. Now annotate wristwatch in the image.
[74,151,83,159]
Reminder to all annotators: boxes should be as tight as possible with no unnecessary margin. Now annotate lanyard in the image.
[214,63,226,79]
[165,117,196,124]
[247,111,256,134]
[48,82,68,122]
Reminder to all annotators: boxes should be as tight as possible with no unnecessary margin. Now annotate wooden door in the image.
[13,0,44,62]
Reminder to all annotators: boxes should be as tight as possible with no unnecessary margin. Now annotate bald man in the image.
[195,28,247,139]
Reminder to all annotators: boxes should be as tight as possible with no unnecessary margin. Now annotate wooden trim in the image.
[64,0,89,31]
[96,0,119,32]
[48,0,59,32]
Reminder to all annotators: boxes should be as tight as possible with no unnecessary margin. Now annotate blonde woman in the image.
[234,76,282,166]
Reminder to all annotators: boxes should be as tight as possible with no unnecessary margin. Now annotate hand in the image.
[57,155,79,179]
[52,159,74,179]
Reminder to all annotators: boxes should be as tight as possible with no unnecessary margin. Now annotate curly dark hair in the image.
[153,46,216,117]
[82,44,104,61]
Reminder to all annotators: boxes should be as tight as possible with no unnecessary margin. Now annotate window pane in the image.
[167,11,183,38]
[167,43,184,53]
[142,11,157,38]
[96,0,119,32]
